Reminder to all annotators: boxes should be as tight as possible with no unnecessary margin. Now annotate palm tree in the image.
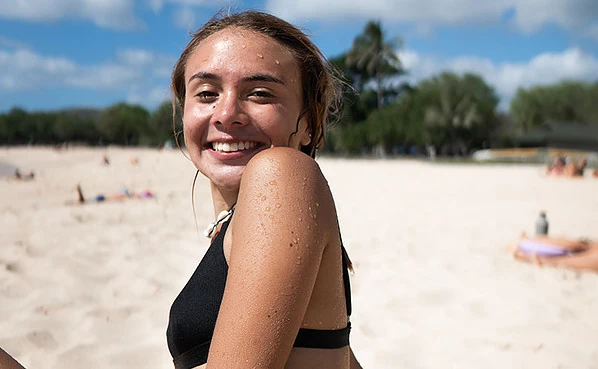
[421,72,498,155]
[346,21,403,109]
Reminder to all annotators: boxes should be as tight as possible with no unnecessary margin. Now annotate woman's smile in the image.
[182,27,308,191]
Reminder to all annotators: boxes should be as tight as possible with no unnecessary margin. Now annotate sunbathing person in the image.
[73,184,154,204]
[546,156,565,176]
[13,168,35,181]
[575,158,587,176]
[509,233,598,272]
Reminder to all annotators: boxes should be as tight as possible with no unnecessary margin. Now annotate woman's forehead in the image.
[185,28,299,82]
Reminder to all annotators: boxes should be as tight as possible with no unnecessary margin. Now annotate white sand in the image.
[1,147,597,369]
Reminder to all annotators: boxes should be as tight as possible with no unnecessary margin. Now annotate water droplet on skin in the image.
[269,180,276,186]
[265,206,270,212]
[257,53,263,58]
[293,238,299,244]
[316,202,319,207]
[298,218,302,222]
[261,196,267,201]
[241,44,246,48]
[269,215,274,219]
[257,192,262,198]
[275,59,280,64]
[275,203,281,208]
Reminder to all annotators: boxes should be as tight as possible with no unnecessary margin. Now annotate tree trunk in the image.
[376,71,383,109]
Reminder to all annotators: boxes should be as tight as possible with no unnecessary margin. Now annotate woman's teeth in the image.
[212,141,257,152]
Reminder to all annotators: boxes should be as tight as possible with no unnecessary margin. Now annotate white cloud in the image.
[266,0,598,37]
[0,45,175,108]
[0,48,76,89]
[397,47,598,109]
[127,86,171,107]
[172,6,197,30]
[0,0,144,30]
[149,0,227,13]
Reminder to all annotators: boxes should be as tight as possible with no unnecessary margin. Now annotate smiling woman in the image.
[165,10,362,369]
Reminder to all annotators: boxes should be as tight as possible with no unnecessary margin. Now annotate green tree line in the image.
[1,21,597,154]
[0,102,181,147]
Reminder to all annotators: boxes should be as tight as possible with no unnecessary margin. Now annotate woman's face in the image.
[183,28,309,192]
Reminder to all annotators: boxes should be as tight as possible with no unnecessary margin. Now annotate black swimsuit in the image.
[166,219,352,369]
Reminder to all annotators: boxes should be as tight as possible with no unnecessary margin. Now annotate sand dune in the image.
[1,147,597,369]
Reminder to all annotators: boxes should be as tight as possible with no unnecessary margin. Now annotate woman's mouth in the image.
[210,141,259,153]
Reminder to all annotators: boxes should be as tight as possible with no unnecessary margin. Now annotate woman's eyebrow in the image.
[188,72,219,85]
[243,74,285,85]
[187,72,285,85]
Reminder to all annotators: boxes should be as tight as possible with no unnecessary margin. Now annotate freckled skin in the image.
[183,28,357,369]
[182,28,309,209]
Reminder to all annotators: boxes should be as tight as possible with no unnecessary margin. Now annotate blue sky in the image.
[1,0,597,113]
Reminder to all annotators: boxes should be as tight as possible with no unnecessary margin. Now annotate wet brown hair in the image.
[171,10,344,158]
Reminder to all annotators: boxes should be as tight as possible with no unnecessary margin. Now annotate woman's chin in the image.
[204,166,245,193]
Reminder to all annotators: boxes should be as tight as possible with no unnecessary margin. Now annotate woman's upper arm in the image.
[207,147,334,368]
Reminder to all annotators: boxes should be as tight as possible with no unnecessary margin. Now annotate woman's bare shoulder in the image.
[239,147,334,222]
[243,147,326,185]
[232,147,337,257]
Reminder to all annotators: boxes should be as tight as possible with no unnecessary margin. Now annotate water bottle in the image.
[535,211,549,235]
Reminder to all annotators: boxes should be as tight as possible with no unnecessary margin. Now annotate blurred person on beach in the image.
[71,184,154,205]
[509,234,598,272]
[166,10,361,369]
[575,158,587,176]
[546,156,587,178]
[546,156,565,176]
[13,168,35,181]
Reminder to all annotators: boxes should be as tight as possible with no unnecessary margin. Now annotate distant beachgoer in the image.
[101,155,110,165]
[546,156,588,178]
[13,168,35,181]
[73,184,154,205]
[562,156,576,176]
[546,156,565,176]
[575,158,587,176]
[509,233,598,272]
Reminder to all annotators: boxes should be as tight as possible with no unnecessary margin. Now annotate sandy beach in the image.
[1,146,597,369]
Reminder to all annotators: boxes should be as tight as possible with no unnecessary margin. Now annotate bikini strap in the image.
[340,241,352,317]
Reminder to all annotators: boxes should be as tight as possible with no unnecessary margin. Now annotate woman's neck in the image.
[210,182,238,218]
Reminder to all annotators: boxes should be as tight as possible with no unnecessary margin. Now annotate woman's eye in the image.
[196,91,217,101]
[250,90,274,99]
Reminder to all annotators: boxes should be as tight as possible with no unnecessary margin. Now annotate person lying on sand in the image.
[509,233,598,272]
[69,184,155,205]
[13,168,35,181]
[546,156,588,178]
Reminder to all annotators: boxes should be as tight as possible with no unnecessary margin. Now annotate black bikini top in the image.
[166,219,352,369]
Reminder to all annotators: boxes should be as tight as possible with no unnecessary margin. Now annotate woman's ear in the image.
[298,119,312,147]
[300,131,312,147]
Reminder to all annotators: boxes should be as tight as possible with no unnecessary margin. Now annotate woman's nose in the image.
[211,91,248,128]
